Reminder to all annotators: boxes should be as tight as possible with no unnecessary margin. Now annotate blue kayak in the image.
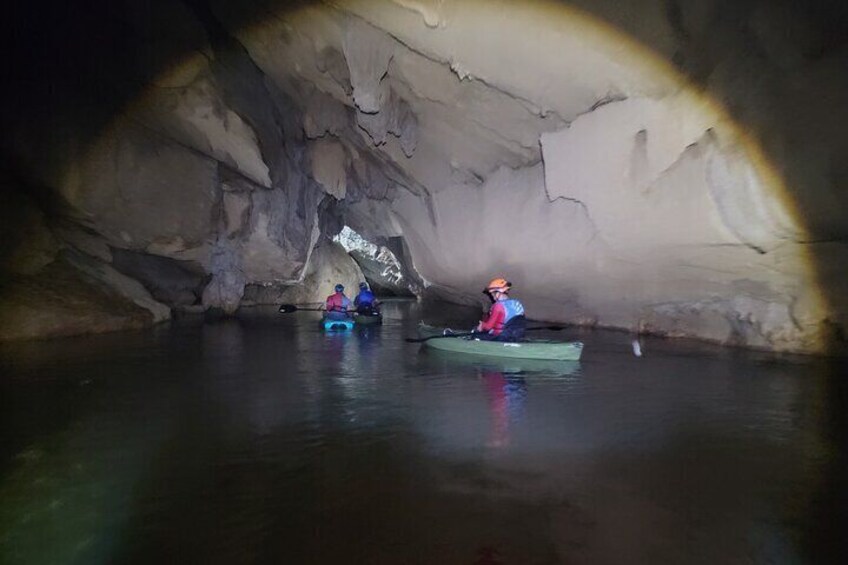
[322,313,355,331]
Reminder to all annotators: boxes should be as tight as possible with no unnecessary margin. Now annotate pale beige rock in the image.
[391,163,599,306]
[345,198,403,240]
[223,191,251,238]
[202,268,246,314]
[242,239,364,306]
[236,188,321,283]
[342,17,396,114]
[59,122,220,251]
[64,250,171,324]
[0,258,157,341]
[388,0,445,28]
[309,138,349,199]
[303,91,351,139]
[137,75,272,188]
[355,89,418,157]
[336,0,677,117]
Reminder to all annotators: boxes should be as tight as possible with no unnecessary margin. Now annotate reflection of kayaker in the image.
[356,315,382,352]
[323,330,348,364]
[483,371,527,448]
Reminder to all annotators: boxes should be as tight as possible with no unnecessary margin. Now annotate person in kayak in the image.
[475,278,527,341]
[354,282,380,315]
[325,283,352,320]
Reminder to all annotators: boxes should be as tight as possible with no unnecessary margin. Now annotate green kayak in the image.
[424,347,581,376]
[355,312,383,325]
[418,324,584,361]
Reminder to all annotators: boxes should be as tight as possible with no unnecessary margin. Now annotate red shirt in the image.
[479,302,507,335]
[326,292,351,312]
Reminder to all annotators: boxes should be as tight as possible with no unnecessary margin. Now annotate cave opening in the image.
[333,225,419,298]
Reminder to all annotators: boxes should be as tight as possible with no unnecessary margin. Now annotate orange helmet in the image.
[484,277,512,293]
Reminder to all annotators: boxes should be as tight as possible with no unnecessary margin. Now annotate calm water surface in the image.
[1,300,845,564]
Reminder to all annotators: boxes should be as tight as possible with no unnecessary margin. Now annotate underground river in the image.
[1,299,846,564]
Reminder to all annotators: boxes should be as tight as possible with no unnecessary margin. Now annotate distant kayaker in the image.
[475,278,527,341]
[325,284,352,319]
[354,282,380,315]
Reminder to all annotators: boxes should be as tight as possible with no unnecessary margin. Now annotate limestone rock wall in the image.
[0,0,846,352]
[0,252,164,341]
[242,239,364,307]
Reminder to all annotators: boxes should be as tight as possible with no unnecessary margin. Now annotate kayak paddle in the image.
[279,304,327,313]
[279,304,379,316]
[405,325,564,343]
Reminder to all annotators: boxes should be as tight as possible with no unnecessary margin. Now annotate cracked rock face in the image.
[1,0,846,353]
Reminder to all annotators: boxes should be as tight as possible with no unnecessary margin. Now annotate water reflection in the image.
[482,371,526,449]
[422,347,582,451]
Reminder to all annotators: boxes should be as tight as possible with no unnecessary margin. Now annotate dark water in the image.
[1,300,846,564]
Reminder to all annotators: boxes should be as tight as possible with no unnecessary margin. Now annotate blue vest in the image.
[356,290,375,306]
[499,298,525,325]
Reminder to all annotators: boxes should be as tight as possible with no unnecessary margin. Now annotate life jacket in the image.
[326,292,350,312]
[492,299,526,339]
[499,298,525,326]
[483,298,526,338]
[356,289,375,306]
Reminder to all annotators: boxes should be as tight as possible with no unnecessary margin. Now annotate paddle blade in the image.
[278,304,298,313]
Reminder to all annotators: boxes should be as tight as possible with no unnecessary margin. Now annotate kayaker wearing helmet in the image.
[354,282,380,315]
[475,278,527,341]
[325,283,352,320]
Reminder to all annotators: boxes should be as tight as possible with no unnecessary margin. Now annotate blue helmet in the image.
[334,284,344,292]
[359,282,368,290]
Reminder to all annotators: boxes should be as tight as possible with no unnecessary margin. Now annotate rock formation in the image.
[334,226,417,296]
[0,0,846,353]
[241,238,365,307]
